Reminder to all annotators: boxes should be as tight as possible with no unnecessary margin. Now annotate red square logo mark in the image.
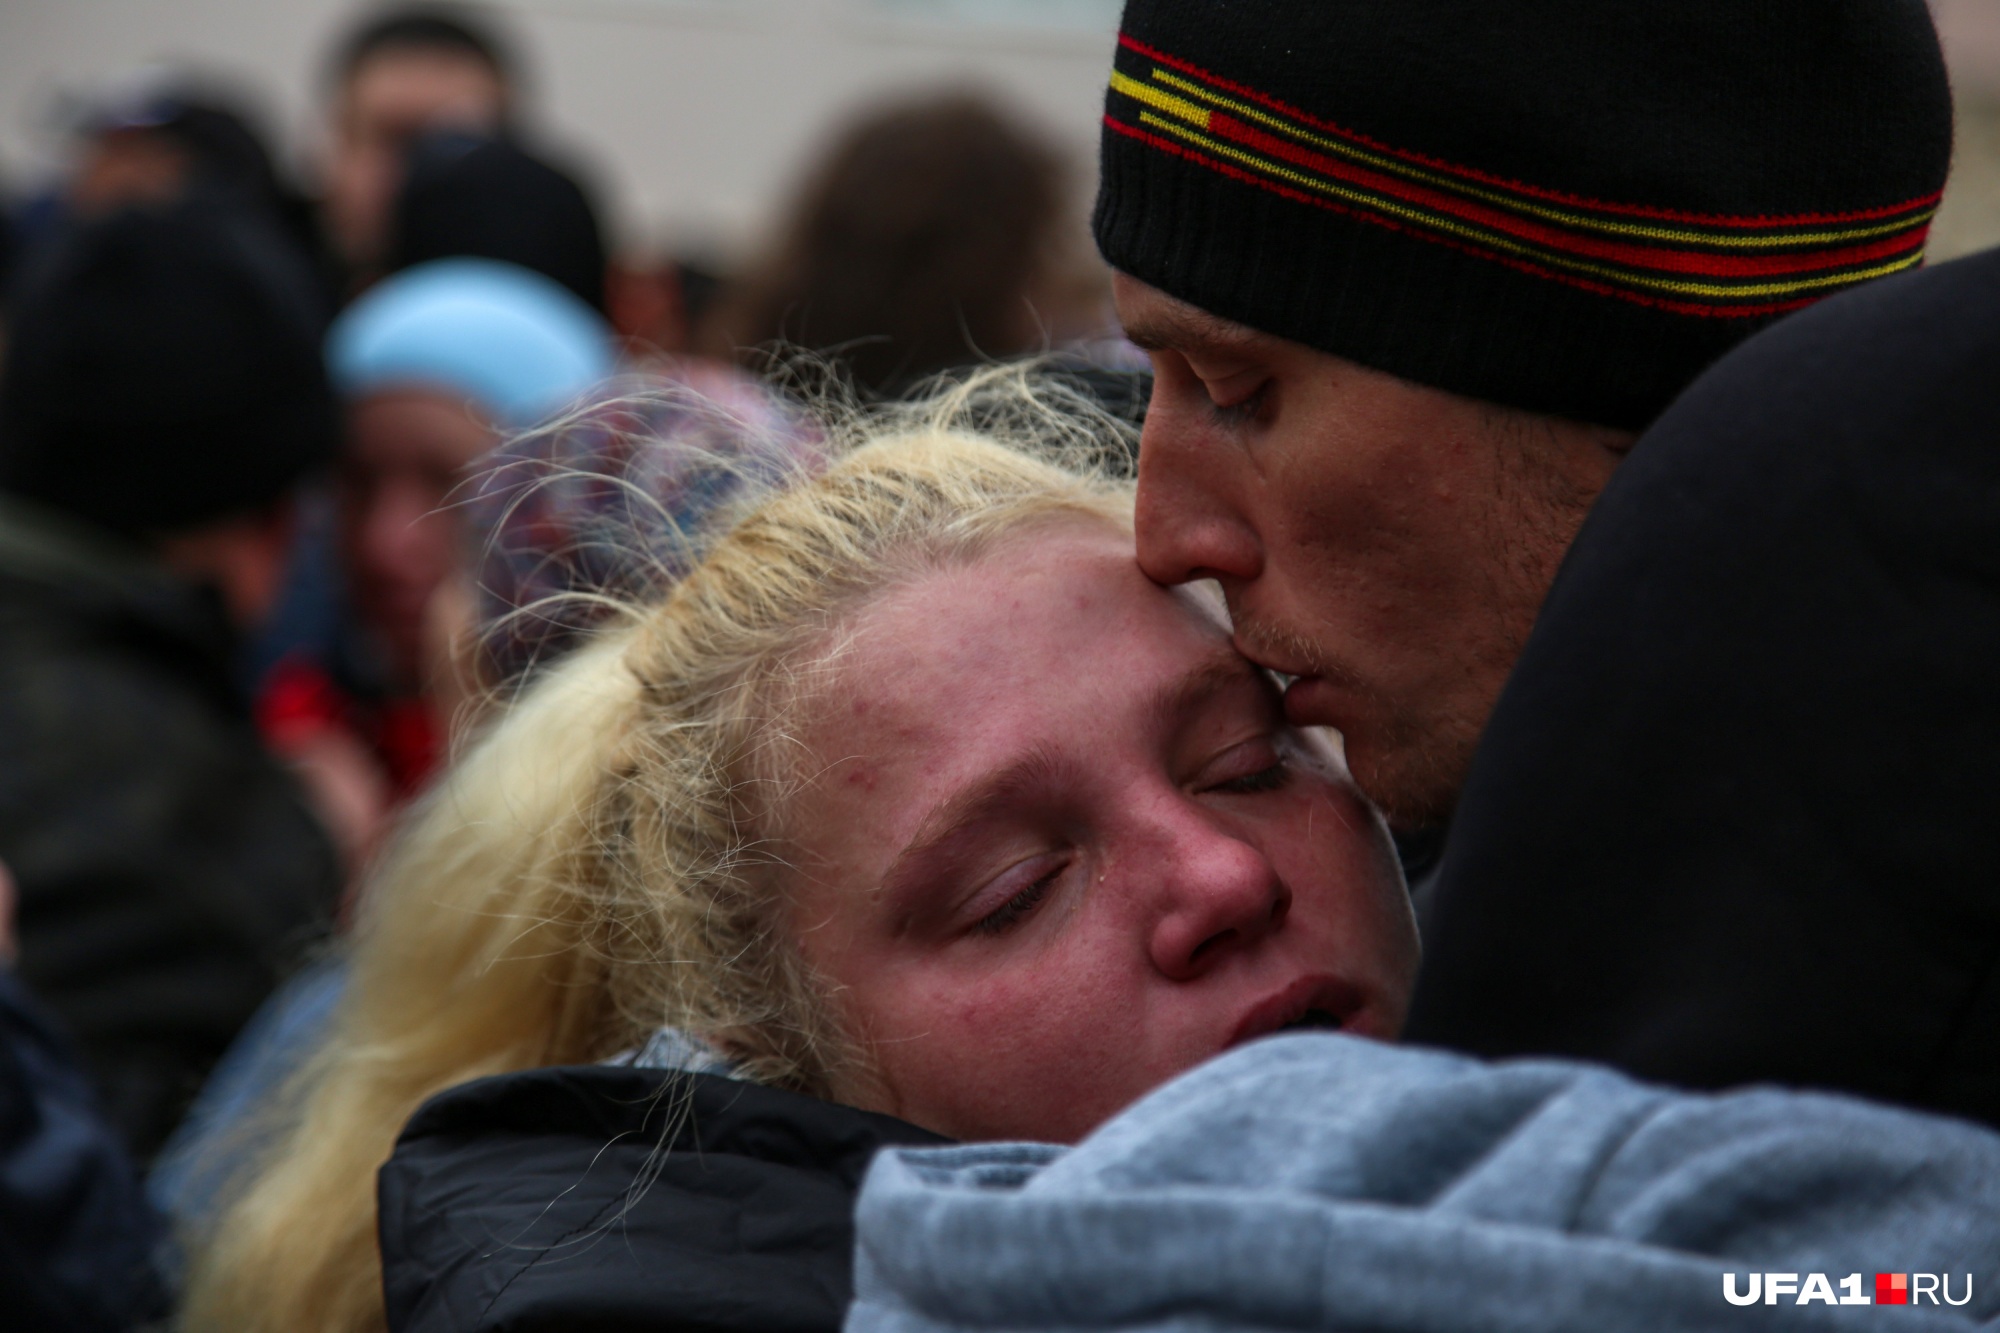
[1876,1273,1908,1305]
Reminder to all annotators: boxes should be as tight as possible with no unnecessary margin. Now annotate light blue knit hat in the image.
[327,258,615,427]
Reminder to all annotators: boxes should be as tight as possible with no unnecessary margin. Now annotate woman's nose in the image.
[1145,812,1291,981]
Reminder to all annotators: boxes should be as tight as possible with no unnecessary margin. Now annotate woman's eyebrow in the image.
[879,745,1075,906]
[1146,650,1268,732]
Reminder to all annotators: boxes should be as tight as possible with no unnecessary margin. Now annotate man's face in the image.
[324,48,506,270]
[1116,275,1631,829]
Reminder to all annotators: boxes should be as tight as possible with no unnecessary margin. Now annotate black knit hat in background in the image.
[0,196,337,537]
[388,132,608,314]
[1094,0,1954,430]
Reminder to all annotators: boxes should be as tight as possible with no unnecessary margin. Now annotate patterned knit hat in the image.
[1094,0,1953,430]
[462,363,823,685]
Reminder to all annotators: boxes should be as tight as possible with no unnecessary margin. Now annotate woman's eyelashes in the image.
[969,858,1067,937]
[1212,760,1290,794]
[1200,737,1293,795]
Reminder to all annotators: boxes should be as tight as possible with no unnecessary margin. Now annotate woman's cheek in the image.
[949,962,1101,1067]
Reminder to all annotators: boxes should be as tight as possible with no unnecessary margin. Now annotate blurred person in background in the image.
[0,183,17,358]
[16,71,357,785]
[703,92,1115,398]
[268,258,614,867]
[247,7,528,722]
[155,133,759,1219]
[0,860,169,1333]
[607,247,726,364]
[5,70,335,321]
[255,129,614,870]
[0,196,342,1160]
[62,79,284,221]
[457,366,822,695]
[152,337,817,1244]
[318,4,515,291]
[389,129,607,313]
[58,74,326,273]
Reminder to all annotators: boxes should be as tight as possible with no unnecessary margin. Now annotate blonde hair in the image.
[181,369,1136,1333]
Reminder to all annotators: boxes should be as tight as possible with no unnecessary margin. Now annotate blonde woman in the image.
[182,374,1420,1333]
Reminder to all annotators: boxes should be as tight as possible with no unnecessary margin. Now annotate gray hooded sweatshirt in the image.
[851,1034,2000,1333]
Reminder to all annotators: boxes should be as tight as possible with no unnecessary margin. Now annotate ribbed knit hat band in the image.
[1094,0,1954,430]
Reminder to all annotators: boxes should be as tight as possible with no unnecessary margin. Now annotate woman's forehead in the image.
[791,527,1241,785]
[775,529,1265,898]
[864,527,1217,675]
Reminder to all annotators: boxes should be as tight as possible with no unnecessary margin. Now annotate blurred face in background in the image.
[338,388,495,686]
[701,93,1114,395]
[155,504,299,632]
[68,127,192,216]
[324,46,506,271]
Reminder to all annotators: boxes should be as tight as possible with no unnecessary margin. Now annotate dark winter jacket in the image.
[0,494,339,1158]
[0,967,167,1332]
[1406,244,2000,1129]
[378,1064,946,1333]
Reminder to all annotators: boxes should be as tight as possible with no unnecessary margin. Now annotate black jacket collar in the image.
[380,1064,947,1333]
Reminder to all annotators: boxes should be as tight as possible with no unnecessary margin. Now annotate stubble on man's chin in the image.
[1350,713,1480,833]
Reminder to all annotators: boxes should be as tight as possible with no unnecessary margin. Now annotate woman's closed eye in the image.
[1199,737,1293,796]
[1210,759,1289,794]
[970,857,1068,937]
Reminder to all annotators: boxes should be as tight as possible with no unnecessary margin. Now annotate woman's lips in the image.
[1227,974,1369,1049]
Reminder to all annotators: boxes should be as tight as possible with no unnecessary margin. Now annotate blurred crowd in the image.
[0,6,1135,1325]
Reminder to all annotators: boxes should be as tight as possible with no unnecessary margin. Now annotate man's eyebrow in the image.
[1121,303,1264,355]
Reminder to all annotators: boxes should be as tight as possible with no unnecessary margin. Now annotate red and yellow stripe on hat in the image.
[1105,34,1940,320]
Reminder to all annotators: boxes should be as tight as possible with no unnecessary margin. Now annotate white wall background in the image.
[5,0,2000,260]
[1931,0,2000,260]
[0,0,1123,259]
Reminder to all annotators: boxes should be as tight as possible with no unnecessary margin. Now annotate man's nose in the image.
[1146,809,1292,982]
[1134,414,1264,587]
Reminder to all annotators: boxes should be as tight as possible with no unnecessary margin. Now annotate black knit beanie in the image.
[1094,0,1954,430]
[0,196,337,536]
[388,132,608,314]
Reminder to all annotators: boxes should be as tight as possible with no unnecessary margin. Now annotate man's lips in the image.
[1281,674,1344,730]
[1227,975,1369,1048]
[1233,634,1312,681]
